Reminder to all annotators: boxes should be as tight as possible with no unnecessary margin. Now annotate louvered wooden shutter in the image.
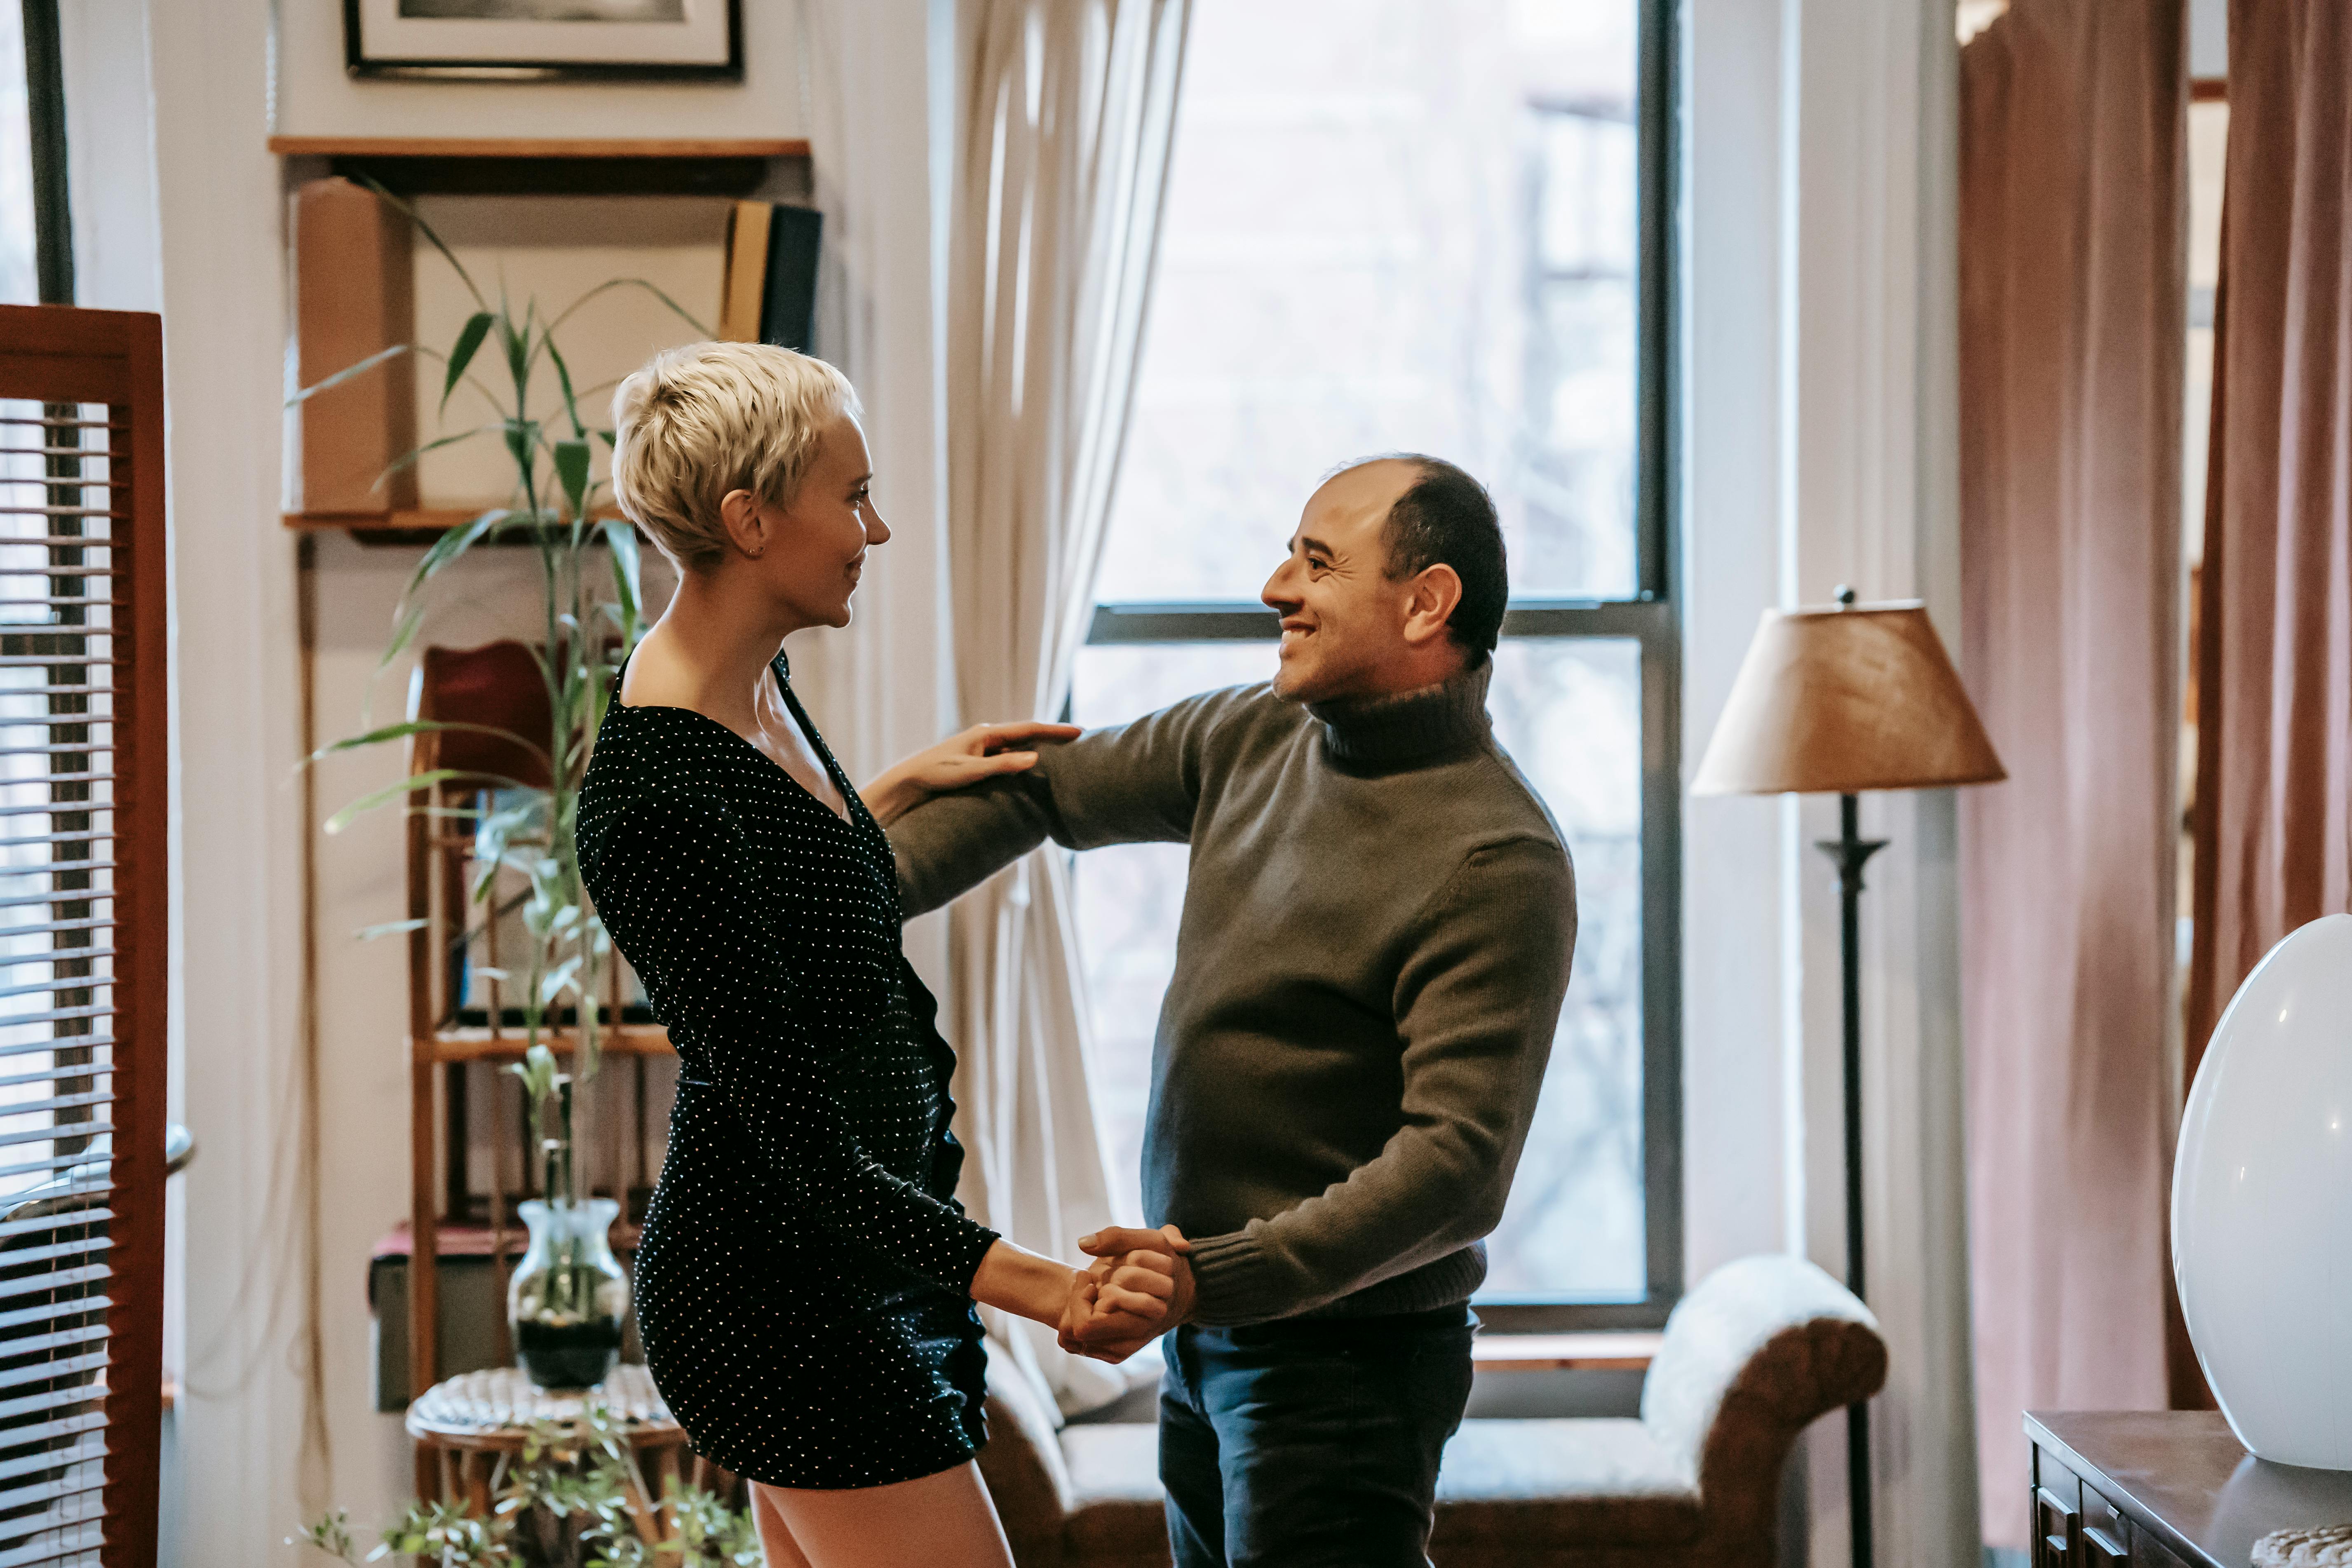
[0,306,169,1568]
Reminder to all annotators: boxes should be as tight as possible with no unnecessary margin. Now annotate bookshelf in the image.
[278,135,812,536]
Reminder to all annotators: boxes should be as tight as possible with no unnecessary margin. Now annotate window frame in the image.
[1081,0,1681,1331]
[22,0,72,305]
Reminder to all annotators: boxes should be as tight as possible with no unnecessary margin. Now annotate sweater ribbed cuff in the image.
[1183,1229,1292,1327]
[1184,1235,1490,1326]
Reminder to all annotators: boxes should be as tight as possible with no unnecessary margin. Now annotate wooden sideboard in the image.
[2028,1410,2352,1567]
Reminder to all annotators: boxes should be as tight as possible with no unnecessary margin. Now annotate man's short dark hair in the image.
[1362,455,1509,654]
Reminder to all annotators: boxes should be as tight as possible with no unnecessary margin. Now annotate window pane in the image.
[1069,642,1280,1226]
[1481,637,1644,1299]
[1066,635,1646,1301]
[0,4,35,306]
[1096,0,1641,605]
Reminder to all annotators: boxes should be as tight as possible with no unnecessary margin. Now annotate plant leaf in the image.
[353,918,429,941]
[601,520,643,647]
[554,439,592,525]
[407,343,507,419]
[441,312,495,416]
[502,301,532,396]
[542,328,589,440]
[286,343,413,409]
[502,419,539,478]
[306,717,551,768]
[323,768,535,835]
[544,276,712,342]
[361,177,486,310]
[373,425,496,489]
[540,955,582,1005]
[379,510,509,671]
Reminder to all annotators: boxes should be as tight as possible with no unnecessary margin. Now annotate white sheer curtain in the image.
[943,0,1190,1413]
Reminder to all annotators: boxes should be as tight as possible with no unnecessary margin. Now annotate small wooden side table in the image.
[2028,1409,2352,1567]
[407,1364,726,1520]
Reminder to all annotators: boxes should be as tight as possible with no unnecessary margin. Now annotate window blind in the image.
[0,306,168,1568]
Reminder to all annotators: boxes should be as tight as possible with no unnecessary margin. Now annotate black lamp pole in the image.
[1816,786,1886,1568]
[1695,582,2005,1568]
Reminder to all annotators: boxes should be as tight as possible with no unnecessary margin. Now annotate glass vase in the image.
[508,1196,629,1392]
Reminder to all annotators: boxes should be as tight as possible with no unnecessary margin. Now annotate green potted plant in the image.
[295,186,704,1390]
[293,1400,758,1568]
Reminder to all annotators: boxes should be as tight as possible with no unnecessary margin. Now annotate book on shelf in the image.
[719,201,823,353]
[291,177,418,516]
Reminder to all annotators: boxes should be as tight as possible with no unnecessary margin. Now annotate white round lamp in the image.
[2173,913,2352,1467]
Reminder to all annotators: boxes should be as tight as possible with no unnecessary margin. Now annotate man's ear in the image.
[1401,563,1465,647]
[718,488,766,559]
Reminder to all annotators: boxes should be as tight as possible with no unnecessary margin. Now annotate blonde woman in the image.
[582,342,1175,1567]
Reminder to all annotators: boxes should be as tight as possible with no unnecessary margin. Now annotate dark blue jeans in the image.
[1157,1305,1476,1568]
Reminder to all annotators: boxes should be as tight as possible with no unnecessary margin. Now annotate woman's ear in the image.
[1401,563,1465,647]
[718,488,767,561]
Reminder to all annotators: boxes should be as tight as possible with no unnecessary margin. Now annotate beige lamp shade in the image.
[1691,599,2006,796]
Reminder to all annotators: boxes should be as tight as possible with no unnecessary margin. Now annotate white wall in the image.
[1679,0,1795,1298]
[144,0,313,1556]
[1681,0,1980,1562]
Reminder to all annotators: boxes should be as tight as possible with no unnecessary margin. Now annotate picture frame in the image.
[343,0,744,82]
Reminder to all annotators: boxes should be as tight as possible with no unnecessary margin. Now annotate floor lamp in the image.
[1690,589,2005,1568]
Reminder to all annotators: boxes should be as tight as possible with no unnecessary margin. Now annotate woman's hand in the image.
[1059,1225,1192,1362]
[861,721,1082,827]
[970,1238,1174,1363]
[1057,1275,1167,1365]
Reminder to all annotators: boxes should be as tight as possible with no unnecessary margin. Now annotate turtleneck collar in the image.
[1306,655,1494,767]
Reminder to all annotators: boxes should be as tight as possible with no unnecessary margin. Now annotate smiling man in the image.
[887,455,1577,1568]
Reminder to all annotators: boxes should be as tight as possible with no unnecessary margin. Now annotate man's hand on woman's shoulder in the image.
[861,720,1082,826]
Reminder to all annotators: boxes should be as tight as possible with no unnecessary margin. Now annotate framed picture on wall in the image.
[343,0,744,82]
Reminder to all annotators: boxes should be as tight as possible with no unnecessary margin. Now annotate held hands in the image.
[861,721,1083,827]
[1057,1225,1195,1364]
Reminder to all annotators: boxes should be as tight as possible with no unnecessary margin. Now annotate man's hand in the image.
[1072,1225,1195,1348]
[1056,1277,1162,1364]
[862,721,1082,826]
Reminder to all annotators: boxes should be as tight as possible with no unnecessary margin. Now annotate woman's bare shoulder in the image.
[615,631,710,716]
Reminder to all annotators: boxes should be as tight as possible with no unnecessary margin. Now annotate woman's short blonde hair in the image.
[609,341,861,570]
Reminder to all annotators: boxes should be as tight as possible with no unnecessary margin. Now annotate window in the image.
[1072,0,1678,1326]
[0,0,38,305]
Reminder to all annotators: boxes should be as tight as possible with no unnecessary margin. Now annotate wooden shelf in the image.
[421,1024,673,1065]
[271,135,808,197]
[286,509,630,542]
[288,509,479,533]
[269,136,809,161]
[1469,1331,1663,1373]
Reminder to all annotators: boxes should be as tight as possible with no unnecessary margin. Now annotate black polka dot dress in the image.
[578,651,1000,1489]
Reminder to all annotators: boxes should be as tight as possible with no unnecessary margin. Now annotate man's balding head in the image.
[1325,455,1508,655]
[1261,455,1509,702]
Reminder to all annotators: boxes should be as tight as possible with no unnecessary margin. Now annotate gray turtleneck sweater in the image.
[889,660,1576,1326]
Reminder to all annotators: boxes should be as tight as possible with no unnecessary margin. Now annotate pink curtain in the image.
[2185,2,2352,1126]
[1958,0,2185,1549]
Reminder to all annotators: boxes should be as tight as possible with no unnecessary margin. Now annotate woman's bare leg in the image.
[751,1483,815,1568]
[750,1463,1016,1568]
